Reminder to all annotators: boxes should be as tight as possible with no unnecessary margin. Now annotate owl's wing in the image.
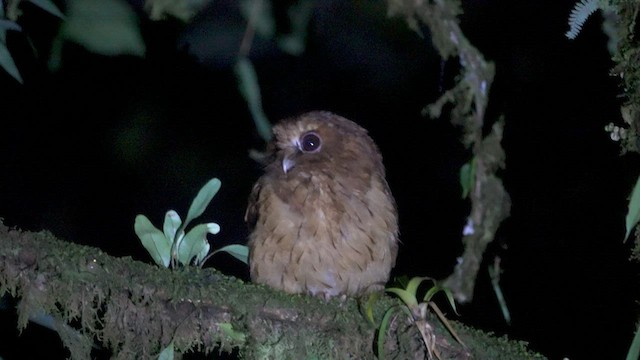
[244,180,262,230]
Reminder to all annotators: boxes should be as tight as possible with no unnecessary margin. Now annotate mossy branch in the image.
[0,222,546,359]
[386,0,510,303]
[0,222,376,359]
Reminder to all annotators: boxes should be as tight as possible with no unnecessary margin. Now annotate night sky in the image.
[1,0,639,359]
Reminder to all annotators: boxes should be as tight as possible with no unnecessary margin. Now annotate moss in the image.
[455,323,546,360]
[0,222,547,359]
[607,1,640,153]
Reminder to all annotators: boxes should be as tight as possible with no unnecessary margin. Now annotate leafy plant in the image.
[623,175,640,360]
[627,323,640,360]
[624,174,640,242]
[376,277,463,360]
[134,178,248,268]
[0,0,64,83]
[565,0,600,39]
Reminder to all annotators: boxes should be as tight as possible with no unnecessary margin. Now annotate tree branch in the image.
[0,222,545,359]
[387,0,511,303]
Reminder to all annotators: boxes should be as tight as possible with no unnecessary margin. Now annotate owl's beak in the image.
[282,156,295,174]
[282,148,296,174]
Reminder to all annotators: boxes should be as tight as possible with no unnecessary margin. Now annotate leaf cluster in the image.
[134,178,248,268]
[375,277,463,360]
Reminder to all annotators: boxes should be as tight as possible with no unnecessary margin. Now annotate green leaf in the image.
[195,241,211,266]
[406,276,430,297]
[28,0,65,19]
[163,210,182,242]
[460,158,475,199]
[212,244,249,265]
[178,223,219,266]
[626,322,640,360]
[234,57,272,142]
[442,288,459,316]
[625,174,640,242]
[276,0,313,55]
[184,178,222,229]
[386,288,418,308]
[423,285,440,303]
[376,305,410,359]
[362,292,380,326]
[135,215,172,267]
[386,276,431,309]
[0,41,22,83]
[422,282,458,315]
[376,306,397,360]
[0,20,22,32]
[57,0,145,57]
[239,0,275,39]
[158,341,174,360]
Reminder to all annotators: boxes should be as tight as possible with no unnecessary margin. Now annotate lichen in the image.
[386,0,508,305]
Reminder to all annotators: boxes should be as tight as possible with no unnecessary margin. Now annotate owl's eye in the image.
[299,132,322,153]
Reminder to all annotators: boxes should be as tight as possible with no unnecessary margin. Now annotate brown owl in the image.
[245,111,399,298]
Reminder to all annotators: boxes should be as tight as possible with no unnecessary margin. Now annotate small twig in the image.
[239,0,263,57]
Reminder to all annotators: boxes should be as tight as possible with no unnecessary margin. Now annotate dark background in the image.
[1,0,639,359]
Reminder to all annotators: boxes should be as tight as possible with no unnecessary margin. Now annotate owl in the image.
[245,111,399,298]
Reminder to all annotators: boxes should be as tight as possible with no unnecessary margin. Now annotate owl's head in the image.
[267,111,385,178]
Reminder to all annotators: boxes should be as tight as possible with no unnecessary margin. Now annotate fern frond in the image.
[566,0,600,39]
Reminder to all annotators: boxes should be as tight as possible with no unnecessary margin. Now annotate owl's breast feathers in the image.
[246,111,399,297]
